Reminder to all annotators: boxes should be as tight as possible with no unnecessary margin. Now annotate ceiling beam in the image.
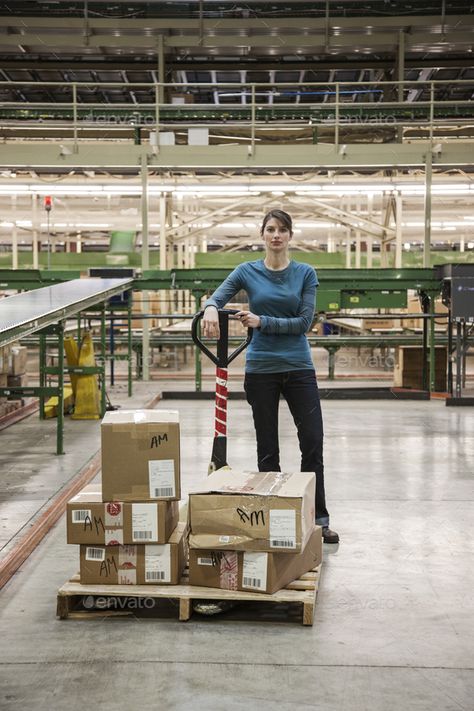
[0,59,472,71]
[0,15,469,31]
[0,142,473,169]
[0,31,472,50]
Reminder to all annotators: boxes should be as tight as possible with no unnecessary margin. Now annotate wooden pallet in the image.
[56,564,321,626]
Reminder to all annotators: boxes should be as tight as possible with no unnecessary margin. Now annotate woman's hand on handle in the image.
[202,306,220,339]
[236,310,261,329]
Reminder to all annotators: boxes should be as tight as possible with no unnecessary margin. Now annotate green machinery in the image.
[0,266,453,456]
[0,275,133,454]
[136,267,444,393]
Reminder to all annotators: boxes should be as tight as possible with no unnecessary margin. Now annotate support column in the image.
[396,30,405,143]
[424,152,432,268]
[12,195,18,269]
[395,190,403,268]
[355,197,361,269]
[141,154,150,381]
[76,232,82,253]
[344,198,351,269]
[345,229,352,269]
[366,193,373,268]
[157,34,165,104]
[159,194,167,270]
[32,193,39,269]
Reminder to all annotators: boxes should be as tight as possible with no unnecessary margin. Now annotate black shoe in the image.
[322,526,340,544]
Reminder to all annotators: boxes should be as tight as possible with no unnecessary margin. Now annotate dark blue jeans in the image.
[244,369,330,527]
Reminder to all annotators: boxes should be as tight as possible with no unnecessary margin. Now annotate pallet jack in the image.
[191,308,252,614]
[192,308,252,473]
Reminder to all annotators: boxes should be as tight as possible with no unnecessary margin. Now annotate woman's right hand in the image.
[202,306,220,339]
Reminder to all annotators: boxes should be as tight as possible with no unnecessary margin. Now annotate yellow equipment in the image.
[71,332,101,420]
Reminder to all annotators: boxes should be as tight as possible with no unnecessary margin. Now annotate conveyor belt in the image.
[0,278,132,346]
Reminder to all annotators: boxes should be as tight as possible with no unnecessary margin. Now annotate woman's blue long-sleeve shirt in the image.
[204,259,318,373]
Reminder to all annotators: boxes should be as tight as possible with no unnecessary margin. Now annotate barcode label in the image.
[154,487,173,497]
[133,530,153,540]
[85,547,105,561]
[149,460,175,499]
[197,557,214,566]
[269,509,296,549]
[270,539,295,548]
[132,503,157,542]
[242,552,267,591]
[72,509,91,523]
[145,544,171,583]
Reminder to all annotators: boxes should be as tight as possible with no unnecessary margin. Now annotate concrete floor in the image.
[0,384,473,710]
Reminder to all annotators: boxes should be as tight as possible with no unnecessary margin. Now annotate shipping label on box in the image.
[67,484,179,544]
[80,522,188,585]
[101,409,181,501]
[189,526,322,594]
[189,470,315,553]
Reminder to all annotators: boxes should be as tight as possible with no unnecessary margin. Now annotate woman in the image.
[203,209,339,544]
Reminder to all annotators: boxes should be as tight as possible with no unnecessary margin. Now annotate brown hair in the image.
[260,209,293,236]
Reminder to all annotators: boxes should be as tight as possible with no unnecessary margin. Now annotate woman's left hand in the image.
[235,310,261,329]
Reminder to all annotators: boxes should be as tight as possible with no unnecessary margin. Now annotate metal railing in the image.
[0,79,472,151]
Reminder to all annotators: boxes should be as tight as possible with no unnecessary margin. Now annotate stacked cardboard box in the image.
[400,296,449,331]
[131,291,162,330]
[66,409,188,585]
[187,470,323,594]
[0,343,27,417]
[393,345,448,391]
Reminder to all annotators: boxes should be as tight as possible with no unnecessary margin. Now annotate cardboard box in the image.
[101,409,181,502]
[189,525,322,594]
[67,484,179,545]
[7,373,28,388]
[189,470,315,553]
[0,345,10,374]
[401,296,448,331]
[79,521,188,585]
[10,345,28,375]
[363,318,400,331]
[393,345,447,391]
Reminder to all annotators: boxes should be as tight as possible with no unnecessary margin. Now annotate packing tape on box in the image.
[217,471,292,496]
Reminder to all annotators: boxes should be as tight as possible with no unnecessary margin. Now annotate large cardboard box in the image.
[79,522,188,585]
[189,470,315,553]
[189,525,322,594]
[67,484,179,545]
[10,345,28,375]
[393,345,447,391]
[101,410,181,501]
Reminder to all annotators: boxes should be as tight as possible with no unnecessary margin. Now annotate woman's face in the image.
[262,217,292,253]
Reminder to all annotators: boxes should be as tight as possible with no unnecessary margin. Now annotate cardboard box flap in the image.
[190,470,315,498]
[101,409,180,426]
[69,485,102,504]
[168,521,187,545]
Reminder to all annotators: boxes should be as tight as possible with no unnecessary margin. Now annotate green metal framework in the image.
[135,267,443,392]
[0,277,133,453]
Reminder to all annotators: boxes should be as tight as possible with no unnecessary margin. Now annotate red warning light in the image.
[44,195,52,212]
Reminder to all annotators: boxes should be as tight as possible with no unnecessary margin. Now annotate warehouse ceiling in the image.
[0,1,473,251]
[0,1,472,114]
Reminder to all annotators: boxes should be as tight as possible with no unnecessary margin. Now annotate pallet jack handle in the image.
[191,308,253,367]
